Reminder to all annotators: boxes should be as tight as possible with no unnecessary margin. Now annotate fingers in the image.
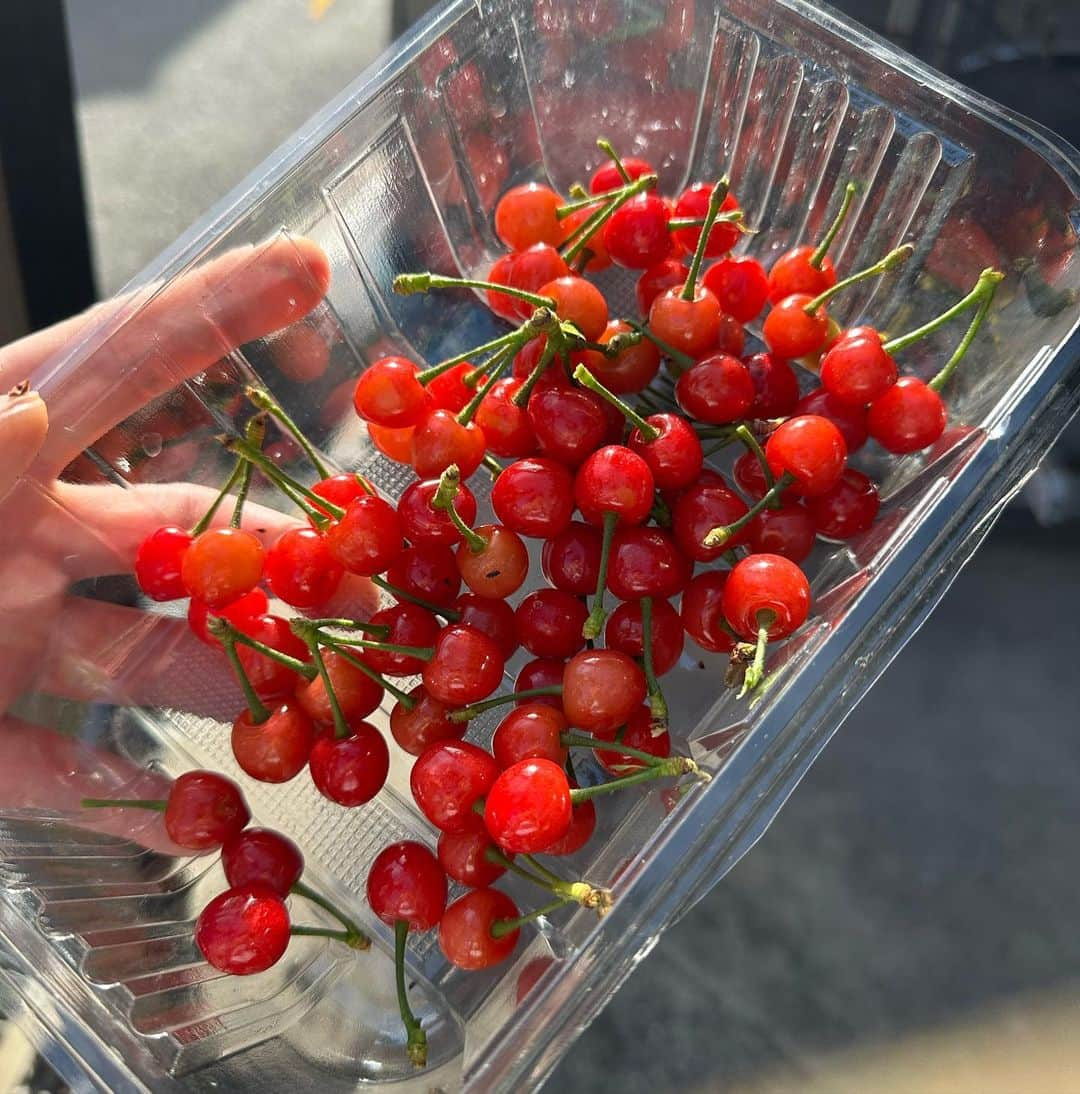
[33,234,331,473]
[0,390,49,503]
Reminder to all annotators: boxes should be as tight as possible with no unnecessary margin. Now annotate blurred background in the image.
[1,1,1078,1090]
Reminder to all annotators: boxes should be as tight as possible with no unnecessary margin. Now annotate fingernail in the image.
[7,379,30,398]
[1,386,44,418]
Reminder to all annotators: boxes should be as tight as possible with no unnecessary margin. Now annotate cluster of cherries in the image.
[97,140,999,1068]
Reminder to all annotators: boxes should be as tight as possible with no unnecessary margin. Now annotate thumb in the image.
[0,386,49,501]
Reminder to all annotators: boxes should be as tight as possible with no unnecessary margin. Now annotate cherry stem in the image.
[290,925,370,950]
[431,464,487,553]
[734,424,778,506]
[583,511,618,640]
[370,575,461,622]
[297,629,352,740]
[625,319,695,373]
[649,492,672,528]
[415,329,522,385]
[314,640,417,709]
[928,278,999,392]
[392,920,427,1068]
[804,244,914,315]
[245,385,331,480]
[597,137,632,184]
[639,596,668,731]
[223,436,343,524]
[291,880,370,948]
[491,896,573,939]
[483,453,504,478]
[579,329,643,358]
[81,797,165,811]
[572,363,658,441]
[555,175,646,220]
[703,471,796,547]
[305,618,391,636]
[218,627,271,724]
[511,336,559,408]
[681,177,730,301]
[230,421,262,529]
[294,625,433,664]
[561,730,676,770]
[882,268,1003,357]
[519,853,564,885]
[485,848,611,913]
[562,173,658,264]
[668,209,744,232]
[737,612,774,698]
[447,685,563,723]
[569,755,706,802]
[810,181,858,269]
[208,617,317,681]
[190,460,244,536]
[568,182,589,200]
[456,343,517,426]
[395,272,553,311]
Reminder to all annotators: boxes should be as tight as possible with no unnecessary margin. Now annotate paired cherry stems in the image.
[371,575,462,622]
[484,847,611,914]
[883,267,1004,390]
[682,176,730,302]
[625,319,695,375]
[639,596,668,730]
[704,472,798,547]
[562,172,658,264]
[190,461,245,536]
[803,244,914,315]
[245,385,334,481]
[572,362,658,442]
[229,416,265,528]
[810,181,858,269]
[584,510,618,640]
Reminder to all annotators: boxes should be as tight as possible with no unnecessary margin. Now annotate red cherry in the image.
[765,415,847,497]
[562,649,647,735]
[636,258,687,315]
[164,770,249,851]
[745,352,801,419]
[368,421,415,463]
[629,412,703,490]
[439,888,520,970]
[411,409,486,479]
[675,354,755,424]
[715,313,747,358]
[585,319,661,394]
[362,601,441,676]
[605,597,684,674]
[649,286,722,357]
[768,245,836,303]
[574,446,655,526]
[491,457,575,538]
[232,700,315,783]
[680,570,734,653]
[795,387,870,453]
[410,740,499,832]
[867,377,947,453]
[492,702,569,769]
[722,554,811,640]
[703,255,769,323]
[528,384,610,467]
[422,625,505,706]
[806,469,881,539]
[596,705,670,774]
[542,784,596,855]
[454,593,519,659]
[427,362,477,413]
[196,884,289,975]
[353,356,431,428]
[311,473,376,523]
[507,244,570,317]
[236,615,311,700]
[608,525,691,600]
[367,841,447,931]
[541,520,603,595]
[187,588,268,647]
[749,502,817,562]
[494,183,567,251]
[820,326,898,406]
[762,294,831,358]
[475,378,537,457]
[295,648,383,724]
[603,193,671,269]
[672,182,741,256]
[486,254,521,322]
[540,276,608,341]
[386,543,461,609]
[456,524,530,599]
[513,334,567,387]
[135,526,192,601]
[515,589,588,659]
[181,527,264,609]
[222,828,303,895]
[590,157,654,194]
[309,720,390,806]
[673,471,752,560]
[398,478,478,547]
[437,828,508,888]
[732,449,771,499]
[264,528,344,609]
[325,494,403,576]
[389,685,464,756]
[516,657,567,710]
[484,758,572,853]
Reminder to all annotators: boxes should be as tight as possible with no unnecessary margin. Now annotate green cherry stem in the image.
[561,731,669,769]
[393,920,427,1068]
[313,640,417,710]
[447,686,563,723]
[804,244,914,315]
[624,319,695,373]
[668,210,745,232]
[230,416,266,529]
[569,756,706,803]
[415,329,524,385]
[572,362,659,441]
[222,436,342,525]
[293,626,434,665]
[491,896,573,939]
[218,626,271,724]
[583,510,618,641]
[734,424,778,505]
[456,343,517,426]
[208,617,317,680]
[290,880,370,948]
[511,336,560,408]
[190,460,244,536]
[394,272,554,311]
[484,848,611,912]
[639,596,668,731]
[736,611,775,698]
[809,181,858,269]
[703,472,796,547]
[245,385,331,480]
[430,464,486,553]
[882,268,1004,356]
[305,618,391,636]
[296,626,351,740]
[555,175,646,220]
[681,176,729,301]
[371,575,461,621]
[562,174,658,265]
[928,277,1000,392]
[290,925,370,949]
[597,137,632,184]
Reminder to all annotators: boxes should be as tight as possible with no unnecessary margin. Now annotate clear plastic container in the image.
[3,0,1079,1090]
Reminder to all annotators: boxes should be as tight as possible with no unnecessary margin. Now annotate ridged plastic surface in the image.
[1,1,1078,1090]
